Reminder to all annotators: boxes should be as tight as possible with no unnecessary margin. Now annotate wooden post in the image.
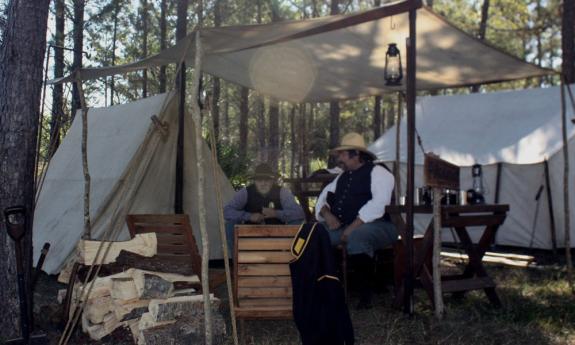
[394,92,403,203]
[190,31,213,345]
[403,5,417,316]
[560,81,573,291]
[432,187,444,318]
[544,160,558,255]
[494,162,502,204]
[76,78,91,239]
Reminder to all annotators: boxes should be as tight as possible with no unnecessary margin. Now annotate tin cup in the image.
[459,190,468,205]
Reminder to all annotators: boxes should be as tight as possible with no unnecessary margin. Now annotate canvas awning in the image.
[51,1,554,102]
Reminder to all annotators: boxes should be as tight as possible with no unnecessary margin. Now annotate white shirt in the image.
[315,165,395,223]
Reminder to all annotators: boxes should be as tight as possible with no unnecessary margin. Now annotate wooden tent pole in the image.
[190,31,213,345]
[544,160,558,255]
[76,77,91,239]
[560,80,573,291]
[404,4,418,316]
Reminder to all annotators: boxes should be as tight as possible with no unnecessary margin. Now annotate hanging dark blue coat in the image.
[289,223,354,345]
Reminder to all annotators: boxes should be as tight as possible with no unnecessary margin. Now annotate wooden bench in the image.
[233,224,300,320]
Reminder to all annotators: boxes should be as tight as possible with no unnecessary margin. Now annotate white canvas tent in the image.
[369,85,575,249]
[33,92,235,274]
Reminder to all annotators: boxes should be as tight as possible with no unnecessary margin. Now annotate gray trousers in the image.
[322,219,398,258]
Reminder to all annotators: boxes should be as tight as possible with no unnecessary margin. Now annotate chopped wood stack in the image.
[65,234,226,344]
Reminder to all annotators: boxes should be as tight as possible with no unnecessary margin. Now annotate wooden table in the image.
[386,204,509,308]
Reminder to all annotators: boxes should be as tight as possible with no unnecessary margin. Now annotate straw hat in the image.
[251,163,280,180]
[330,132,377,160]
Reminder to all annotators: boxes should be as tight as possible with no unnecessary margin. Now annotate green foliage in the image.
[216,141,252,190]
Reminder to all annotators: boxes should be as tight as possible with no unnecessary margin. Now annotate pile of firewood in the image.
[61,234,226,344]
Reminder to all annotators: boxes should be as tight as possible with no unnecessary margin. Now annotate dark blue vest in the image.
[327,162,375,226]
[245,184,283,224]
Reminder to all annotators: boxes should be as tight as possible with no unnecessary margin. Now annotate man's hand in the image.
[261,208,277,219]
[340,218,364,243]
[321,206,341,230]
[249,213,265,223]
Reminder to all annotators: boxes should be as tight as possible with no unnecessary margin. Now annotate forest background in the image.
[0,0,566,188]
[1,0,574,341]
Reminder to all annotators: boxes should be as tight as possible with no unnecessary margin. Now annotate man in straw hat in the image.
[315,132,398,309]
[224,163,305,255]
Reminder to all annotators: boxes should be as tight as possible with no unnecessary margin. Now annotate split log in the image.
[111,250,196,276]
[81,311,123,340]
[78,233,157,265]
[148,295,218,322]
[137,312,175,331]
[132,269,200,299]
[137,316,227,345]
[114,299,150,321]
[110,277,139,301]
[84,295,113,324]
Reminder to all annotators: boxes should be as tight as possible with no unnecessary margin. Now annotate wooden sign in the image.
[424,154,459,189]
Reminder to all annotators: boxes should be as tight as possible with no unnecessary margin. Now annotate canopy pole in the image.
[544,159,558,256]
[560,80,573,291]
[175,62,186,214]
[403,4,418,316]
[190,31,213,345]
[394,92,403,203]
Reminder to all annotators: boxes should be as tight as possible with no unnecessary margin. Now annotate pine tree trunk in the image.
[471,0,490,93]
[328,101,340,168]
[176,0,188,41]
[0,0,50,339]
[239,87,249,161]
[268,100,280,168]
[71,0,85,119]
[141,0,149,98]
[256,97,266,161]
[50,0,66,158]
[562,0,575,84]
[211,0,223,143]
[373,95,382,141]
[110,2,120,105]
[290,106,297,177]
[159,0,167,92]
[328,0,340,168]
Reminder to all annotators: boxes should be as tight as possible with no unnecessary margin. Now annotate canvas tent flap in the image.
[50,2,552,102]
[33,92,234,274]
